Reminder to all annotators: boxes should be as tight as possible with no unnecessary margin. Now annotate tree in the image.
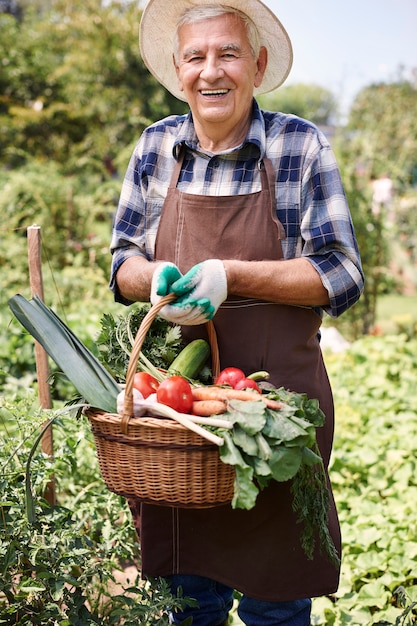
[258,83,339,126]
[347,76,417,186]
[330,75,417,335]
[0,0,187,173]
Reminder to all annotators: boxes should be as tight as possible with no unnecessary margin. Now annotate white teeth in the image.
[201,89,228,95]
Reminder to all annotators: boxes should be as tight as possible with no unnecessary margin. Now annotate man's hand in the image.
[151,262,183,298]
[150,260,227,325]
[170,259,227,319]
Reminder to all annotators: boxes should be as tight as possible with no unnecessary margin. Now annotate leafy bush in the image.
[0,161,116,306]
[2,332,417,624]
[311,335,417,625]
[0,394,194,624]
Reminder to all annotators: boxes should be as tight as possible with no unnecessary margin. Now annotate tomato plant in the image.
[215,367,245,388]
[156,375,193,413]
[133,372,159,398]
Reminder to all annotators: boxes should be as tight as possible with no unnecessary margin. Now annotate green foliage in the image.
[3,333,417,625]
[348,80,417,186]
[310,335,417,625]
[0,0,187,173]
[2,318,417,624]
[213,393,338,565]
[0,162,88,267]
[0,306,36,393]
[376,294,417,337]
[328,150,389,337]
[0,394,194,624]
[258,83,339,125]
[0,159,118,317]
[96,305,183,383]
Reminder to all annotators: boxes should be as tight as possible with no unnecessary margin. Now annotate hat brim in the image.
[139,0,293,102]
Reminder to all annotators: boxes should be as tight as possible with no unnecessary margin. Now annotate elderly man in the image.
[110,1,364,624]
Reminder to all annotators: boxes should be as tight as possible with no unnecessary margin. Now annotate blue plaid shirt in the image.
[110,100,363,317]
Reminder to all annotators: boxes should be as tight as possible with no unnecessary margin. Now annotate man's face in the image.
[174,13,267,143]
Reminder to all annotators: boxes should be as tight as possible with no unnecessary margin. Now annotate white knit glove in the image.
[150,261,218,325]
[170,259,228,322]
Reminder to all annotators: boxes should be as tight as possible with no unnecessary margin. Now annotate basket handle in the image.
[122,293,220,430]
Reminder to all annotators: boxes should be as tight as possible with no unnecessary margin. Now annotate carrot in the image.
[221,387,264,402]
[192,400,227,416]
[223,388,283,410]
[192,385,283,411]
[192,386,226,402]
[263,398,284,410]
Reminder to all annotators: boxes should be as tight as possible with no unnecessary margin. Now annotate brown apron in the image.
[132,149,341,602]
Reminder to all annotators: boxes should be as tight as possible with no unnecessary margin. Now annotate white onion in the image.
[116,388,144,416]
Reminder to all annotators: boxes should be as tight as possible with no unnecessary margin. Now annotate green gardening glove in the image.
[169,259,228,322]
[151,262,182,298]
[150,262,216,325]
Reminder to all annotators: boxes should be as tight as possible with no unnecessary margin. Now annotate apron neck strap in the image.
[170,144,276,195]
[169,145,186,191]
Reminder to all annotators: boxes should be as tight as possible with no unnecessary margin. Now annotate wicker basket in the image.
[87,295,235,508]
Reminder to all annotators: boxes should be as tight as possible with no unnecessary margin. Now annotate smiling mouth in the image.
[200,89,229,96]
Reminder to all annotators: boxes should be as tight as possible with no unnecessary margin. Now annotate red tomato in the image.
[133,372,159,398]
[234,378,261,393]
[215,367,246,388]
[156,375,193,413]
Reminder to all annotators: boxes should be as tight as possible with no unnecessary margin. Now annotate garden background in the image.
[1,1,417,624]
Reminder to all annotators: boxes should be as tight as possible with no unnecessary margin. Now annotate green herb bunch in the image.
[96,304,183,383]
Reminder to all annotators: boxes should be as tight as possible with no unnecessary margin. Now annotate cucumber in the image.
[167,339,210,379]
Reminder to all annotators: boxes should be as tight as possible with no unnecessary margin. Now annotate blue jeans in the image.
[166,574,312,626]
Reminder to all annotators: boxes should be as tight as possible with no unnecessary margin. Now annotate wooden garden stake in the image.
[27,224,56,505]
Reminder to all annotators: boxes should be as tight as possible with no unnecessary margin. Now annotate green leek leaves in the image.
[9,295,120,413]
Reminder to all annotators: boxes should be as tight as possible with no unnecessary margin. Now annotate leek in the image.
[9,294,120,413]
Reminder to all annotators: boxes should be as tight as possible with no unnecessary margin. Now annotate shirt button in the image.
[212,159,219,168]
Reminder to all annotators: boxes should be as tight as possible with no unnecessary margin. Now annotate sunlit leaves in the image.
[312,335,417,624]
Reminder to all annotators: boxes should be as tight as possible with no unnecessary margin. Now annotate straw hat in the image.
[139,0,293,101]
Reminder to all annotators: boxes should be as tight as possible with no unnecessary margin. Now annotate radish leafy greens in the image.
[213,390,339,566]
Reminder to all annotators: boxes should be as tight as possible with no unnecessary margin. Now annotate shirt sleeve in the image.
[109,141,151,305]
[300,139,364,318]
[109,118,181,304]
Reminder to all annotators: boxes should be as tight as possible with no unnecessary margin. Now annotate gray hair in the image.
[173,4,261,62]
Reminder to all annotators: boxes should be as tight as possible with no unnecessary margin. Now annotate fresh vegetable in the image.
[8,294,120,413]
[191,385,282,409]
[192,385,257,402]
[167,339,210,379]
[192,399,227,416]
[126,399,226,445]
[133,372,159,398]
[215,366,245,388]
[9,294,336,564]
[234,378,261,392]
[117,388,145,416]
[156,375,193,413]
[210,388,339,566]
[117,396,232,433]
[96,304,182,382]
[188,415,232,429]
[247,370,270,381]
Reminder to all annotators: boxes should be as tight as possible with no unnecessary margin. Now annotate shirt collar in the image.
[173,99,266,160]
